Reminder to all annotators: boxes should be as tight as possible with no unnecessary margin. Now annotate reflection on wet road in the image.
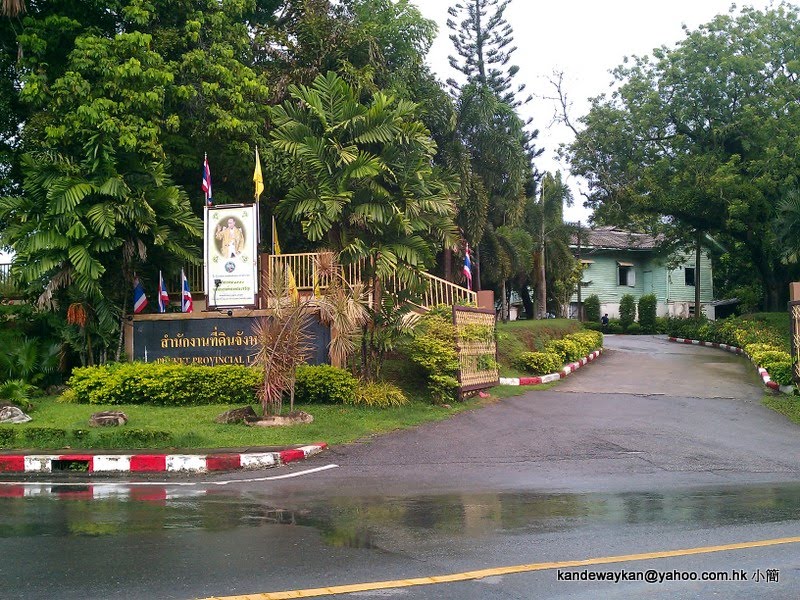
[1,482,799,599]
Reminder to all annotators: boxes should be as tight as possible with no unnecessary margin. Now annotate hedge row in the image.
[65,363,261,406]
[514,330,603,376]
[0,426,177,450]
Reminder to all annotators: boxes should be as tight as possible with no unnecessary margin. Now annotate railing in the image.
[0,263,17,297]
[267,253,476,310]
[169,263,205,296]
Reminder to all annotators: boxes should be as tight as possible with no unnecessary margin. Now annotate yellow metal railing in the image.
[170,263,205,295]
[267,253,476,310]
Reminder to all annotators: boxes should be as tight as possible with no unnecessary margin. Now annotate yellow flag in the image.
[253,146,264,202]
[272,216,298,301]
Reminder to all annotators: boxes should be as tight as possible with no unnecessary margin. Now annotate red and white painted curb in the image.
[499,348,603,387]
[668,337,795,394]
[0,443,327,474]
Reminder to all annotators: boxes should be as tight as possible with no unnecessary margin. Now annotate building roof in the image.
[572,226,660,250]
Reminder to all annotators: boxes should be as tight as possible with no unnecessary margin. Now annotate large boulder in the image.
[215,406,259,424]
[89,411,128,427]
[0,406,32,424]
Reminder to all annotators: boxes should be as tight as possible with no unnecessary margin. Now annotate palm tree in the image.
[0,139,202,363]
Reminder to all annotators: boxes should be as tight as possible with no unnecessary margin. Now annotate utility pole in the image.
[576,221,583,321]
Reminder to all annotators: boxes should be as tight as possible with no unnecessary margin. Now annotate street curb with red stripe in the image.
[499,348,604,387]
[668,337,795,395]
[0,443,327,474]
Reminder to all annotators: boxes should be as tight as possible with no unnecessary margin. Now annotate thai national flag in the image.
[181,269,193,313]
[202,155,212,206]
[158,271,169,313]
[133,278,148,314]
[463,246,473,291]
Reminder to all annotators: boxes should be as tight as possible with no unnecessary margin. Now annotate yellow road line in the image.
[205,535,800,600]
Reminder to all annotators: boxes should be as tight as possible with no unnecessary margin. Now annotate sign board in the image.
[132,314,331,366]
[205,205,259,308]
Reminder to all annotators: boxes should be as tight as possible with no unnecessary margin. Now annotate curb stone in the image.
[499,348,604,387]
[668,337,795,395]
[0,443,327,474]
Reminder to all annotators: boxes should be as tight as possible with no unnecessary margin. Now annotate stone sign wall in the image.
[131,313,330,366]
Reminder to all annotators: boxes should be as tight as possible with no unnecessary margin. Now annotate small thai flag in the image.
[133,278,148,314]
[158,271,169,313]
[463,246,473,291]
[181,269,193,313]
[202,155,212,206]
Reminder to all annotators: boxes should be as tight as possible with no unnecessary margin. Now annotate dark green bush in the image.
[626,322,643,335]
[351,381,409,407]
[294,365,357,404]
[584,294,601,322]
[608,322,624,334]
[763,362,793,386]
[67,363,260,406]
[583,321,602,332]
[0,428,15,448]
[637,294,657,333]
[619,295,636,330]
[21,427,69,449]
[399,313,460,403]
[93,428,175,449]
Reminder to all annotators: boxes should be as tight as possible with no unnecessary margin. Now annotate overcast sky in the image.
[415,0,794,223]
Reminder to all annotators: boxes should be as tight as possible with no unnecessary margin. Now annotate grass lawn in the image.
[0,394,499,451]
[496,318,580,376]
[763,393,800,426]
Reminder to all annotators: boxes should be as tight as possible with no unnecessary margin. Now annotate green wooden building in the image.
[570,227,714,320]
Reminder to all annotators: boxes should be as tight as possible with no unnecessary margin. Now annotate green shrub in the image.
[655,317,669,334]
[619,295,636,330]
[0,428,15,448]
[67,363,260,406]
[425,374,459,404]
[399,314,460,404]
[567,330,603,353]
[763,362,794,386]
[514,352,562,375]
[583,321,602,332]
[584,295,601,322]
[750,350,791,367]
[626,323,643,335]
[92,428,175,449]
[350,381,409,407]
[294,365,357,404]
[545,339,584,364]
[608,322,624,334]
[21,427,69,449]
[637,294,657,333]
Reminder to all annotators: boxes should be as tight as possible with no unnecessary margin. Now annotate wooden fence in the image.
[453,305,498,397]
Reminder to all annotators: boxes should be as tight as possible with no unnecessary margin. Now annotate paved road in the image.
[2,334,800,600]
[262,335,799,495]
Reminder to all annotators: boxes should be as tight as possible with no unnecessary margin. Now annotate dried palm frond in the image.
[66,303,88,327]
[1,0,26,17]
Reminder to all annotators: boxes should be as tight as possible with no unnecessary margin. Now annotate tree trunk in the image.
[520,282,534,319]
[695,229,702,321]
[475,245,482,291]
[537,221,547,318]
[501,279,507,322]
[443,248,452,282]
[575,223,582,321]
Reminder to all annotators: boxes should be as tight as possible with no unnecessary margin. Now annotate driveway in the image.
[261,334,800,495]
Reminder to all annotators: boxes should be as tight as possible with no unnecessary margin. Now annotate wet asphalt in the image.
[1,335,799,599]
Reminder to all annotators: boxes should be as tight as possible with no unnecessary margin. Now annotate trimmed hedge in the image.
[584,294,601,323]
[514,352,562,375]
[66,363,260,406]
[294,365,357,404]
[514,330,603,376]
[619,294,636,330]
[399,313,460,404]
[637,294,657,333]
